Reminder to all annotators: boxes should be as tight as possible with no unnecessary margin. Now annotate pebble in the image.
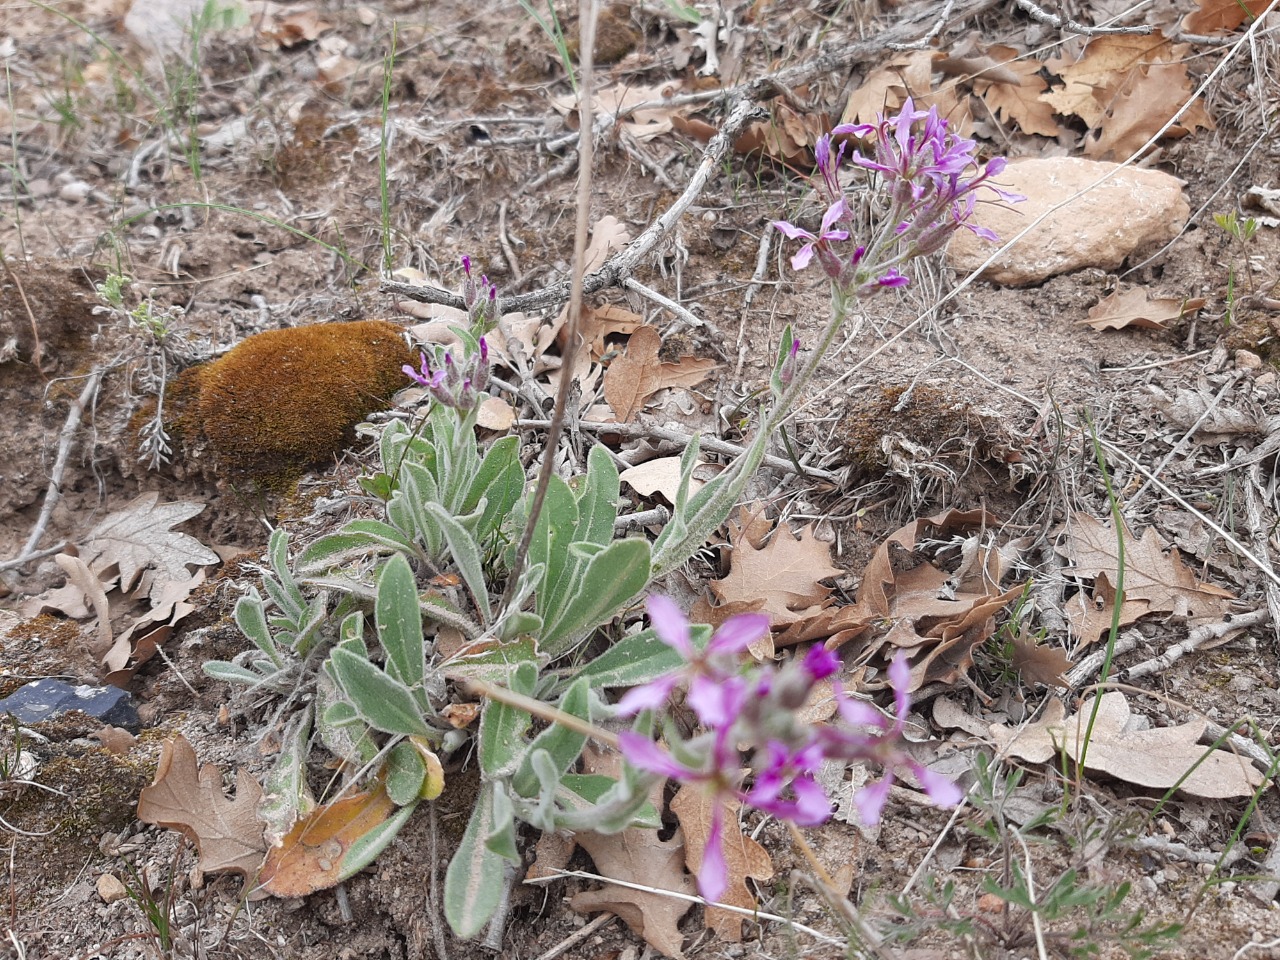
[58,181,93,203]
[1235,350,1263,371]
[96,874,128,904]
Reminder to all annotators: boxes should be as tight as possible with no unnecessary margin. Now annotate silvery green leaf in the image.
[293,591,329,657]
[316,673,379,767]
[297,520,419,573]
[396,462,443,559]
[328,648,431,738]
[376,554,425,688]
[259,710,314,846]
[570,624,711,690]
[553,773,662,833]
[477,661,537,779]
[540,539,651,656]
[337,802,417,883]
[573,444,620,547]
[424,502,491,623]
[444,784,506,938]
[496,610,543,642]
[512,677,590,799]
[485,783,519,861]
[233,589,284,667]
[202,660,283,689]
[385,741,427,806]
[528,477,578,621]
[463,435,522,541]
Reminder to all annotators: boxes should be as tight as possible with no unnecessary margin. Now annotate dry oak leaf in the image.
[971,44,1061,138]
[78,492,218,605]
[1079,287,1207,331]
[1059,514,1234,617]
[1009,633,1074,689]
[710,516,841,625]
[257,784,397,897]
[1065,572,1149,648]
[1082,61,1214,160]
[840,50,939,126]
[671,786,774,943]
[603,326,718,423]
[1182,0,1272,34]
[570,827,696,959]
[989,692,1266,799]
[1042,33,1178,129]
[620,456,707,502]
[576,303,645,360]
[137,734,267,884]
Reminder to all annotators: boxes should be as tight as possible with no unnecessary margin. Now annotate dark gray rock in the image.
[0,678,139,732]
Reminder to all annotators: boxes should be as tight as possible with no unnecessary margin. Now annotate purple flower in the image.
[616,595,768,721]
[771,199,850,273]
[404,353,446,389]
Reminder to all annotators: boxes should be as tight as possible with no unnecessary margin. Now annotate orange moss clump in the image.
[170,320,412,480]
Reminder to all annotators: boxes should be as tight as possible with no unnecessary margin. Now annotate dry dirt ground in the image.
[1,1,1279,958]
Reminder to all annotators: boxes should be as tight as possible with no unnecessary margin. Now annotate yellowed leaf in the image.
[257,785,397,898]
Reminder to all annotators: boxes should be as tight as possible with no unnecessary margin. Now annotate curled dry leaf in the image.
[603,326,718,423]
[1079,287,1206,331]
[990,692,1267,799]
[670,785,773,942]
[619,456,707,502]
[1008,633,1073,689]
[136,734,267,885]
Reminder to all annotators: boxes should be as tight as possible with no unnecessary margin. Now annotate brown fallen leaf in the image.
[1079,288,1207,331]
[77,493,219,605]
[1042,33,1174,130]
[670,786,774,942]
[971,44,1061,138]
[710,513,841,625]
[1059,513,1234,617]
[990,692,1267,799]
[1009,633,1073,689]
[1064,571,1149,648]
[1082,61,1214,160]
[137,735,267,884]
[570,827,695,959]
[603,326,718,423]
[257,785,397,898]
[1182,0,1272,34]
[840,51,938,126]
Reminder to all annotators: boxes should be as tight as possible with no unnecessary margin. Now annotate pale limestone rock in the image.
[96,873,128,904]
[946,157,1189,286]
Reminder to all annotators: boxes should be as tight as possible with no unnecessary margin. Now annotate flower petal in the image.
[615,675,680,716]
[618,732,694,780]
[646,594,693,657]
[709,613,769,656]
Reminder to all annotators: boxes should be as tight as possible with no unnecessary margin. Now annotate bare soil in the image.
[1,1,1279,959]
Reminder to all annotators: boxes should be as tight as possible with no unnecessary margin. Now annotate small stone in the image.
[25,178,53,198]
[1254,372,1277,393]
[1235,350,1263,371]
[976,892,1006,913]
[58,181,92,203]
[96,873,128,904]
[947,157,1190,286]
[0,678,140,732]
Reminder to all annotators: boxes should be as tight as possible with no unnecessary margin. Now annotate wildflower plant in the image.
[204,100,1021,941]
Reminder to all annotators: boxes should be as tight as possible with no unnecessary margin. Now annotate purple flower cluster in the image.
[771,98,1022,292]
[617,595,962,902]
[404,336,490,411]
[404,256,497,410]
[460,255,498,331]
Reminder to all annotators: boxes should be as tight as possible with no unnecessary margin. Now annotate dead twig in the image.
[622,276,705,332]
[14,368,106,563]
[1122,608,1272,680]
[1012,0,1154,36]
[384,98,765,316]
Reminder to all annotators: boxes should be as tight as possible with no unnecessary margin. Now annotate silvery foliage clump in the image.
[205,104,1020,939]
[92,274,212,469]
